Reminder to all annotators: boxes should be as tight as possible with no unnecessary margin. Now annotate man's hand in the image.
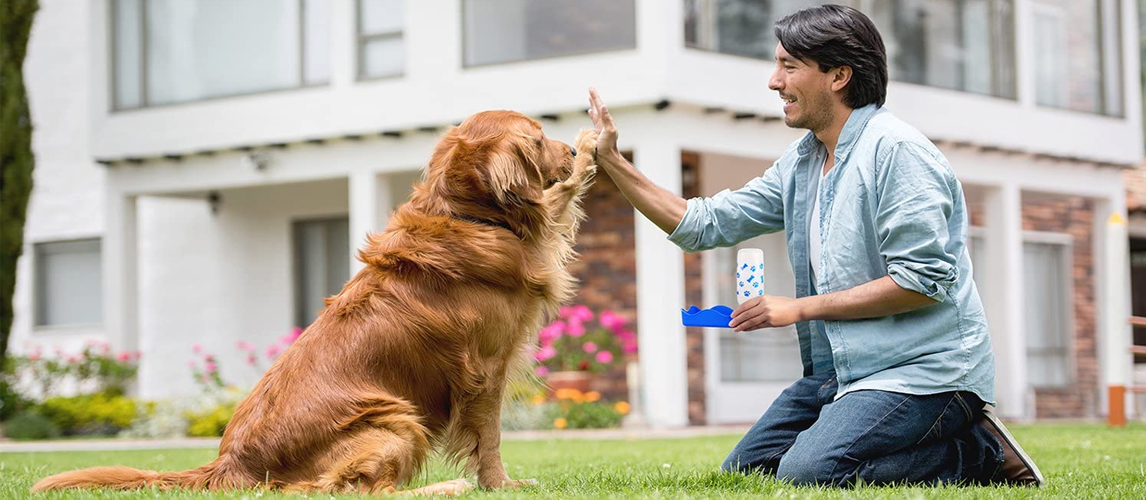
[588,88,623,168]
[729,296,804,332]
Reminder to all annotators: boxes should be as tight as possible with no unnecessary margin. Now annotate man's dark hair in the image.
[774,4,888,108]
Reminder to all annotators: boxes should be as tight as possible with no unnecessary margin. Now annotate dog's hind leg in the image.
[307,396,436,495]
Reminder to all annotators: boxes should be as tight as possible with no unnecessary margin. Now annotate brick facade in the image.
[682,152,707,425]
[968,196,1099,418]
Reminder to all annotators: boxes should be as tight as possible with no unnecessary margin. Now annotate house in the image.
[10,0,1139,427]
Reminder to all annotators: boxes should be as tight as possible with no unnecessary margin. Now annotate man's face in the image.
[768,43,836,132]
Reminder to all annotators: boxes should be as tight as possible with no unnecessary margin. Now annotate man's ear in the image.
[831,65,853,93]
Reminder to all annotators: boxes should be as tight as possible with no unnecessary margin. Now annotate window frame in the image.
[109,0,330,111]
[355,0,406,81]
[1029,0,1125,117]
[32,237,104,330]
[459,0,639,69]
[291,216,351,329]
[681,0,1020,101]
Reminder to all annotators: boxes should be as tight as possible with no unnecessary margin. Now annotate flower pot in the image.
[545,370,593,398]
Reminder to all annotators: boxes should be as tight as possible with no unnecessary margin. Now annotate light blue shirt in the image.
[669,104,995,404]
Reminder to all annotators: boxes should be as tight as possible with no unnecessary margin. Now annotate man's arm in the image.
[728,276,935,332]
[589,88,686,234]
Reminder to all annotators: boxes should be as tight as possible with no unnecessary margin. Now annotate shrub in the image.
[185,402,235,438]
[38,392,136,436]
[0,377,31,421]
[4,410,61,441]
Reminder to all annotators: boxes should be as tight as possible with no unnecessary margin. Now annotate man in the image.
[587,4,1044,487]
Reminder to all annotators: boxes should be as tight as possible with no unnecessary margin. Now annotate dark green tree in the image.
[0,0,39,370]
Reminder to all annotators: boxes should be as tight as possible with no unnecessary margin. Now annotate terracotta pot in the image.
[545,370,593,397]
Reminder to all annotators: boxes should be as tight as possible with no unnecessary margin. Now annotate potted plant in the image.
[534,305,637,397]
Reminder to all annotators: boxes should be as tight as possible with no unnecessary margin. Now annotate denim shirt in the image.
[669,104,995,404]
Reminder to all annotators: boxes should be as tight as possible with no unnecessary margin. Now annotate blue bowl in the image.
[681,305,734,328]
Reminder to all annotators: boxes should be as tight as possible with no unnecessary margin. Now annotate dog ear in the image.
[484,134,543,209]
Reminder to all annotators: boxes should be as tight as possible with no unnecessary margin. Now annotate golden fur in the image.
[32,111,599,496]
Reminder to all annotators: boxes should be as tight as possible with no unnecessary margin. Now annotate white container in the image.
[736,248,765,304]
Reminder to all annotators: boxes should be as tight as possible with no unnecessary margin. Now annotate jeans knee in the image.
[777,452,838,486]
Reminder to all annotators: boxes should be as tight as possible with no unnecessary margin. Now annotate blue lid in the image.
[681,305,734,328]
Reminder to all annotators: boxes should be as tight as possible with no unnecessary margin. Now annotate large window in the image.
[970,234,1074,389]
[293,218,349,327]
[112,0,332,109]
[1031,0,1123,115]
[35,240,102,327]
[684,0,1017,99]
[357,0,404,79]
[463,0,637,67]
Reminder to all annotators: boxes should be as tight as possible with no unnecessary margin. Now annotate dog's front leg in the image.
[465,380,535,490]
[544,129,599,230]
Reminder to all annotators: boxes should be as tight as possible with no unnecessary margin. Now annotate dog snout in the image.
[570,146,577,157]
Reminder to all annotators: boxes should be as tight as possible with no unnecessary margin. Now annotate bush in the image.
[3,410,61,441]
[186,402,235,438]
[38,392,137,436]
[0,378,31,421]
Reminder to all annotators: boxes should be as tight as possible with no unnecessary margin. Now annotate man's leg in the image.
[721,371,836,475]
[776,390,1001,486]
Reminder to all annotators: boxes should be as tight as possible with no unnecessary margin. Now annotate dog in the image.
[32,111,600,495]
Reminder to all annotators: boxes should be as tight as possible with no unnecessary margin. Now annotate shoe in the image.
[979,405,1045,486]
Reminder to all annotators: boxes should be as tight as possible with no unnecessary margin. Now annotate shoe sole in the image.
[982,407,1046,487]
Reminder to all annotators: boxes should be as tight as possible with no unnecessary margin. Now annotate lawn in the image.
[2,423,1144,499]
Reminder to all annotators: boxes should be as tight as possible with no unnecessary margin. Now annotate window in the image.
[463,0,637,67]
[357,0,404,79]
[970,234,1073,388]
[35,240,102,327]
[684,0,1017,99]
[713,234,803,383]
[1031,0,1123,115]
[293,218,349,327]
[112,0,331,109]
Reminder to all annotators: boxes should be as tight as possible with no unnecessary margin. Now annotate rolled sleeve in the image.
[876,142,960,302]
[667,161,786,252]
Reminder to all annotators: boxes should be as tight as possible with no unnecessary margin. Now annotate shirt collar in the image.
[795,104,882,161]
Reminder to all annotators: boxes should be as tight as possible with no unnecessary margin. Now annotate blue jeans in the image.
[721,371,1004,486]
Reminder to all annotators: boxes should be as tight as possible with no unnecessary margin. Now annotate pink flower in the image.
[236,341,254,351]
[566,319,585,337]
[132,351,142,361]
[572,305,594,322]
[117,352,131,362]
[288,327,303,342]
[192,344,202,355]
[596,351,614,364]
[535,346,557,362]
[535,366,550,377]
[582,342,598,353]
[28,352,41,361]
[558,306,576,319]
[539,322,565,342]
[66,355,80,364]
[205,361,217,374]
[600,310,627,331]
[266,345,282,359]
[622,341,638,354]
[247,354,257,366]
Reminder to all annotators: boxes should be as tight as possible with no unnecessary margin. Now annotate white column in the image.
[632,138,689,428]
[981,184,1029,418]
[103,193,140,383]
[1096,196,1133,420]
[348,171,392,274]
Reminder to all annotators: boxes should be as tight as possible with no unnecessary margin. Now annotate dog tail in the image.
[31,457,246,493]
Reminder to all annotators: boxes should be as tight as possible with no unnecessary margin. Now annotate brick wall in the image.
[568,161,637,401]
[968,196,1098,418]
[682,152,707,425]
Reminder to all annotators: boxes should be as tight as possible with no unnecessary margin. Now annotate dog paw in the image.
[574,128,600,160]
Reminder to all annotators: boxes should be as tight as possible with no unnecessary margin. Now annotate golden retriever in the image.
[32,110,599,495]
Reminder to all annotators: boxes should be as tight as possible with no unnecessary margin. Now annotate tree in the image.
[0,0,39,370]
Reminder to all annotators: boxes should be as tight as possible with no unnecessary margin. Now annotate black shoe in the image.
[979,405,1045,487]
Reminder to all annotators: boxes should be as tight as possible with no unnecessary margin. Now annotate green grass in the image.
[3,423,1145,499]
